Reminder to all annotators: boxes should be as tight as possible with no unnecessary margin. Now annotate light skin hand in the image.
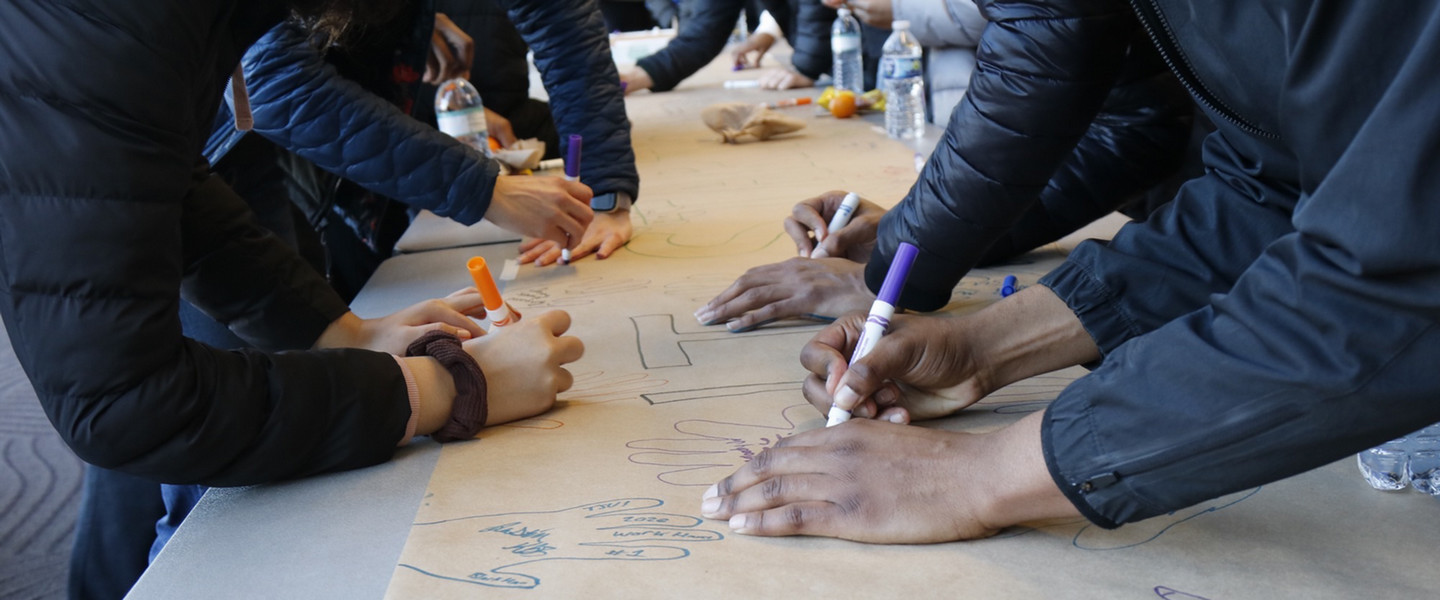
[620,68,654,95]
[314,287,488,355]
[485,108,517,148]
[784,190,885,260]
[424,12,475,84]
[518,209,632,266]
[695,258,873,331]
[757,67,815,91]
[405,310,584,437]
[804,285,1103,423]
[699,413,1080,543]
[821,0,894,29]
[486,176,594,248]
[732,32,776,69]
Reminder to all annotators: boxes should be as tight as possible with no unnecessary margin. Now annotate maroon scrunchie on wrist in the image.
[405,331,487,443]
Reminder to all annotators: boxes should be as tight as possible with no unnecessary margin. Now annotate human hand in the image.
[700,419,1005,543]
[400,497,722,590]
[757,67,815,90]
[484,108,517,148]
[485,176,594,248]
[620,68,653,95]
[784,190,885,260]
[694,258,873,332]
[315,288,487,354]
[518,209,632,266]
[463,310,583,426]
[424,13,474,84]
[800,311,991,423]
[731,32,776,69]
[821,0,894,29]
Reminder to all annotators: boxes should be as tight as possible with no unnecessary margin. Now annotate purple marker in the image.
[561,134,582,264]
[826,242,920,426]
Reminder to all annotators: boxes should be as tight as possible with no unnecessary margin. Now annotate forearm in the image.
[965,285,1099,393]
[635,0,743,91]
[974,412,1082,530]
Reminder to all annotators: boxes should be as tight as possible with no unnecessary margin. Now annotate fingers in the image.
[411,298,486,339]
[595,232,626,259]
[486,109,517,147]
[437,288,487,317]
[529,309,573,336]
[782,217,818,257]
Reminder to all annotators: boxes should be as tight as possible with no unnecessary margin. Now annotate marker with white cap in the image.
[810,192,861,259]
[825,242,920,426]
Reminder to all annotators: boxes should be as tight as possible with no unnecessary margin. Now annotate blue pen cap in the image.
[564,135,582,179]
[877,242,920,306]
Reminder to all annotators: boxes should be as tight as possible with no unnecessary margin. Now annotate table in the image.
[129,50,1438,600]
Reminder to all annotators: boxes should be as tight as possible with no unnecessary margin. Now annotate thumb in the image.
[830,337,908,411]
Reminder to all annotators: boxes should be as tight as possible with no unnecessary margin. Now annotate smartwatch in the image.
[590,191,632,213]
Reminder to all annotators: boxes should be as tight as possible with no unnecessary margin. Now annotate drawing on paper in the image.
[631,313,820,369]
[626,403,811,486]
[504,277,652,309]
[561,371,671,404]
[397,498,722,590]
[1071,487,1263,550]
[640,381,802,406]
[1154,586,1212,599]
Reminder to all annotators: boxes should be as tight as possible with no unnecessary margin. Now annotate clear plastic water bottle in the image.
[831,7,864,94]
[730,9,748,45]
[1357,421,1440,495]
[881,20,925,140]
[434,78,491,157]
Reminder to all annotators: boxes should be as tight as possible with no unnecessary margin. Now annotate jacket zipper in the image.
[1128,0,1279,140]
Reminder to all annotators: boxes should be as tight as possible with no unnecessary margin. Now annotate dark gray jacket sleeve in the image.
[868,0,1139,311]
[785,0,836,80]
[1038,19,1440,527]
[504,0,641,201]
[635,0,747,92]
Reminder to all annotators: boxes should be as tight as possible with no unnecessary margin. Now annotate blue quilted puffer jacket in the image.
[205,0,638,227]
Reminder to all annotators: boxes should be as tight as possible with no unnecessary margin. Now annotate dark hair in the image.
[289,0,407,46]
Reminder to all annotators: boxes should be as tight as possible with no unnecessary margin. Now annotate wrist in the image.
[964,285,1099,391]
[313,312,365,350]
[971,413,1081,530]
[405,331,488,442]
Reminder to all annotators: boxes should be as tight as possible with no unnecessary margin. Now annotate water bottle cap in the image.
[838,7,852,17]
[891,20,910,30]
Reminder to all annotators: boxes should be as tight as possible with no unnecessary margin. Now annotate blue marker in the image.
[826,242,920,426]
[1000,275,1017,298]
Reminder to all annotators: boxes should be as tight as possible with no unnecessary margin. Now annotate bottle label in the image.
[832,33,860,53]
[881,56,922,80]
[437,106,488,139]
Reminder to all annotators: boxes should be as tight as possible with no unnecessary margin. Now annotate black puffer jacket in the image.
[0,2,410,485]
[867,0,1190,311]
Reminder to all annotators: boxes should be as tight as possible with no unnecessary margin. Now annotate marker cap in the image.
[467,256,505,311]
[564,135,582,180]
[876,242,920,305]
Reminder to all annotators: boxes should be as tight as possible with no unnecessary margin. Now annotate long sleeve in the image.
[237,22,500,225]
[504,0,641,201]
[868,0,1137,311]
[894,0,985,49]
[1040,5,1440,527]
[635,0,748,92]
[784,0,837,80]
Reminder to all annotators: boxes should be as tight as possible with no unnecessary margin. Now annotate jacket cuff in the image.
[1040,405,1121,529]
[1038,241,1144,356]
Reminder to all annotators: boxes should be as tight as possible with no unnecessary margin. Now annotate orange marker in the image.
[762,97,813,109]
[467,257,521,327]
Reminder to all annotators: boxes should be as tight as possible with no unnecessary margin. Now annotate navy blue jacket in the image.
[206,0,639,221]
[0,2,410,485]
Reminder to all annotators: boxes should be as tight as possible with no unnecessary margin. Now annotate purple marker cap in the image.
[876,242,920,306]
[564,134,582,180]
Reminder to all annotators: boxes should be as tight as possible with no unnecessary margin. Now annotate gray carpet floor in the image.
[0,318,83,600]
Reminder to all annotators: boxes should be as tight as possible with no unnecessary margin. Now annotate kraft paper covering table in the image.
[128,61,1438,600]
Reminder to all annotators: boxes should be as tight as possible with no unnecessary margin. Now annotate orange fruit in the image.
[488,136,502,151]
[829,90,858,119]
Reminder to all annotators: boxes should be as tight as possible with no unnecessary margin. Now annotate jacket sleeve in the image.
[894,0,986,48]
[503,0,641,201]
[1038,16,1440,527]
[239,22,500,225]
[635,0,747,92]
[867,0,1138,311]
[785,0,837,80]
[975,45,1193,265]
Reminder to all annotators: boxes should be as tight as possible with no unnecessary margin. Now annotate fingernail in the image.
[725,320,744,332]
[702,484,719,500]
[728,514,748,532]
[855,403,875,419]
[833,386,860,410]
[695,309,713,325]
[887,412,906,424]
[456,330,472,340]
[811,248,829,259]
[700,497,721,517]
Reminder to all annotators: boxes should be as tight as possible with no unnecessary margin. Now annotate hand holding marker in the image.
[810,192,861,259]
[468,257,521,327]
[826,242,920,426]
[561,134,582,265]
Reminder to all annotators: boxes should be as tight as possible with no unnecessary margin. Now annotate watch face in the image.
[591,193,618,212]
